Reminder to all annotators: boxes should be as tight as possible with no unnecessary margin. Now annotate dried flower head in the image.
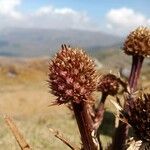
[126,138,150,150]
[123,94,150,142]
[97,73,119,96]
[49,45,97,104]
[123,26,150,57]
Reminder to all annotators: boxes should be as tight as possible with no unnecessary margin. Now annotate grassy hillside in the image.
[0,49,149,149]
[0,55,112,149]
[0,57,81,149]
[91,48,150,82]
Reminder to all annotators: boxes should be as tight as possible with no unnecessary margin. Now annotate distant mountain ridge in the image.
[0,28,122,57]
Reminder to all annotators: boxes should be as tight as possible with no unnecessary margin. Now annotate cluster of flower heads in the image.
[48,26,150,149]
[123,26,150,57]
[123,26,150,143]
[49,44,97,104]
[123,94,150,142]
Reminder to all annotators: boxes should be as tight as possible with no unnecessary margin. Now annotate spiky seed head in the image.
[97,73,119,96]
[124,94,150,142]
[48,44,97,104]
[123,26,150,57]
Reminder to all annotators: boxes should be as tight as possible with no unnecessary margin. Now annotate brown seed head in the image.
[124,94,150,142]
[97,73,119,96]
[123,26,150,57]
[49,44,97,104]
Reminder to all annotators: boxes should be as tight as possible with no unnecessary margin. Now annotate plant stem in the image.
[72,101,99,150]
[5,116,31,150]
[94,93,107,150]
[129,55,144,93]
[112,55,144,150]
[94,93,107,129]
[49,128,80,150]
[111,121,128,150]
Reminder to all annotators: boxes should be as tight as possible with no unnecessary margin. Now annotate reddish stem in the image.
[111,121,128,150]
[112,55,144,150]
[94,93,108,150]
[129,55,144,93]
[94,93,108,129]
[72,101,99,150]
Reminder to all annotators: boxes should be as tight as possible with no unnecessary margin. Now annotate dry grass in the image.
[0,58,81,149]
[0,57,149,150]
[0,81,81,149]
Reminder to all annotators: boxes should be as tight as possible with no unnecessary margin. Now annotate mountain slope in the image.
[0,28,121,57]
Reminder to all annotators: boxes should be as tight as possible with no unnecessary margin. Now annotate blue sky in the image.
[20,0,150,22]
[0,0,150,35]
[21,0,150,15]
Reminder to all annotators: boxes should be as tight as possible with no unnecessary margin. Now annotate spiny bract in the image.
[49,44,97,104]
[123,26,150,57]
[124,94,150,142]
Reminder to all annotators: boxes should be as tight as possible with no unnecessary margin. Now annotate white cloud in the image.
[106,7,150,35]
[35,6,53,15]
[0,1,97,31]
[0,0,22,19]
[30,6,92,30]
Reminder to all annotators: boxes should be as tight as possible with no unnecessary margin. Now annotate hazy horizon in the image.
[0,0,149,35]
[0,0,149,57]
